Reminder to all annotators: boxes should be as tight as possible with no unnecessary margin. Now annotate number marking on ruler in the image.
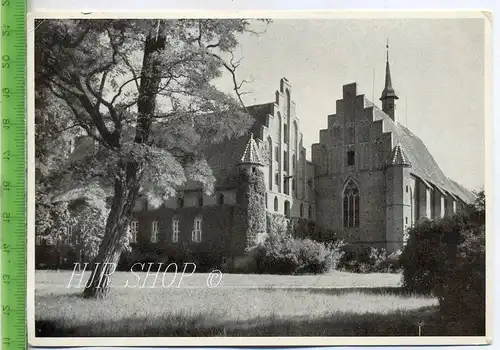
[1,0,26,350]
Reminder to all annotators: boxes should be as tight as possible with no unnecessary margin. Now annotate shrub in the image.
[266,212,292,239]
[400,209,485,335]
[338,247,402,273]
[400,214,483,294]
[257,234,345,275]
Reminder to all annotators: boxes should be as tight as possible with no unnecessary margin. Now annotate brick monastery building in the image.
[37,53,476,268]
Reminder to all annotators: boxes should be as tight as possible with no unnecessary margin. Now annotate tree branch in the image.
[120,53,141,92]
[71,74,115,144]
[95,71,108,111]
[207,50,248,109]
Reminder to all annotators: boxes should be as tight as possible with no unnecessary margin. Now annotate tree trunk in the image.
[83,161,141,298]
[82,32,166,298]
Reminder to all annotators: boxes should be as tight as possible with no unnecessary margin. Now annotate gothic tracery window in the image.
[268,137,273,190]
[343,179,360,228]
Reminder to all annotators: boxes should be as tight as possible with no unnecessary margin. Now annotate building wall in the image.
[312,83,390,248]
[40,79,476,268]
[257,78,316,221]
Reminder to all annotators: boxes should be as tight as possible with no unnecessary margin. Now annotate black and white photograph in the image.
[28,11,491,346]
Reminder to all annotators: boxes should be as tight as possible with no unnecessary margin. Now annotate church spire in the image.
[380,39,399,121]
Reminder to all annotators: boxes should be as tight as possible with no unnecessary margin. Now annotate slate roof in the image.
[365,98,476,204]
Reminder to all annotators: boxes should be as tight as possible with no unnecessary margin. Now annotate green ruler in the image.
[1,0,26,349]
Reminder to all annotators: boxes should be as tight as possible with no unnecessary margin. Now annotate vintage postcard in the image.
[27,10,492,347]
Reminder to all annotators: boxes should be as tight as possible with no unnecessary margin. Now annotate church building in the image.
[125,49,475,261]
[37,48,476,268]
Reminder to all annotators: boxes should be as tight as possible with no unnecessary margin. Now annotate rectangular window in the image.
[192,218,202,242]
[284,124,289,144]
[172,220,179,243]
[151,221,158,243]
[283,151,288,172]
[275,171,279,185]
[35,236,43,246]
[130,221,138,243]
[347,150,355,166]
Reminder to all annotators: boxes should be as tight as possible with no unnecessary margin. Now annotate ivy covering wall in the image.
[236,168,267,250]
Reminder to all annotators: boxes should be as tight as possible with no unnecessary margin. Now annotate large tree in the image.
[35,19,266,298]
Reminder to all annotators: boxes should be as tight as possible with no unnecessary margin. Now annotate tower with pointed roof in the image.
[380,40,399,122]
[385,142,413,251]
[235,134,267,257]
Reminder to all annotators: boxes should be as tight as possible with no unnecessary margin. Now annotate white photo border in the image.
[26,9,494,347]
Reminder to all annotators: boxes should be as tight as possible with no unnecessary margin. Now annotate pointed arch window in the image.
[267,137,273,190]
[343,180,360,228]
[284,200,291,219]
[293,121,298,150]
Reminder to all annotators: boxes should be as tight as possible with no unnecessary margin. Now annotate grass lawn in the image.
[36,269,403,289]
[35,270,457,337]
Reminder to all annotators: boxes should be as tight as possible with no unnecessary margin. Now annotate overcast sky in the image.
[214,18,485,192]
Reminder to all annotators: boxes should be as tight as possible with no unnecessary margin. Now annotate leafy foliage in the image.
[35,18,270,296]
[257,234,345,275]
[339,248,402,273]
[400,205,485,334]
[35,19,263,204]
[266,212,292,239]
